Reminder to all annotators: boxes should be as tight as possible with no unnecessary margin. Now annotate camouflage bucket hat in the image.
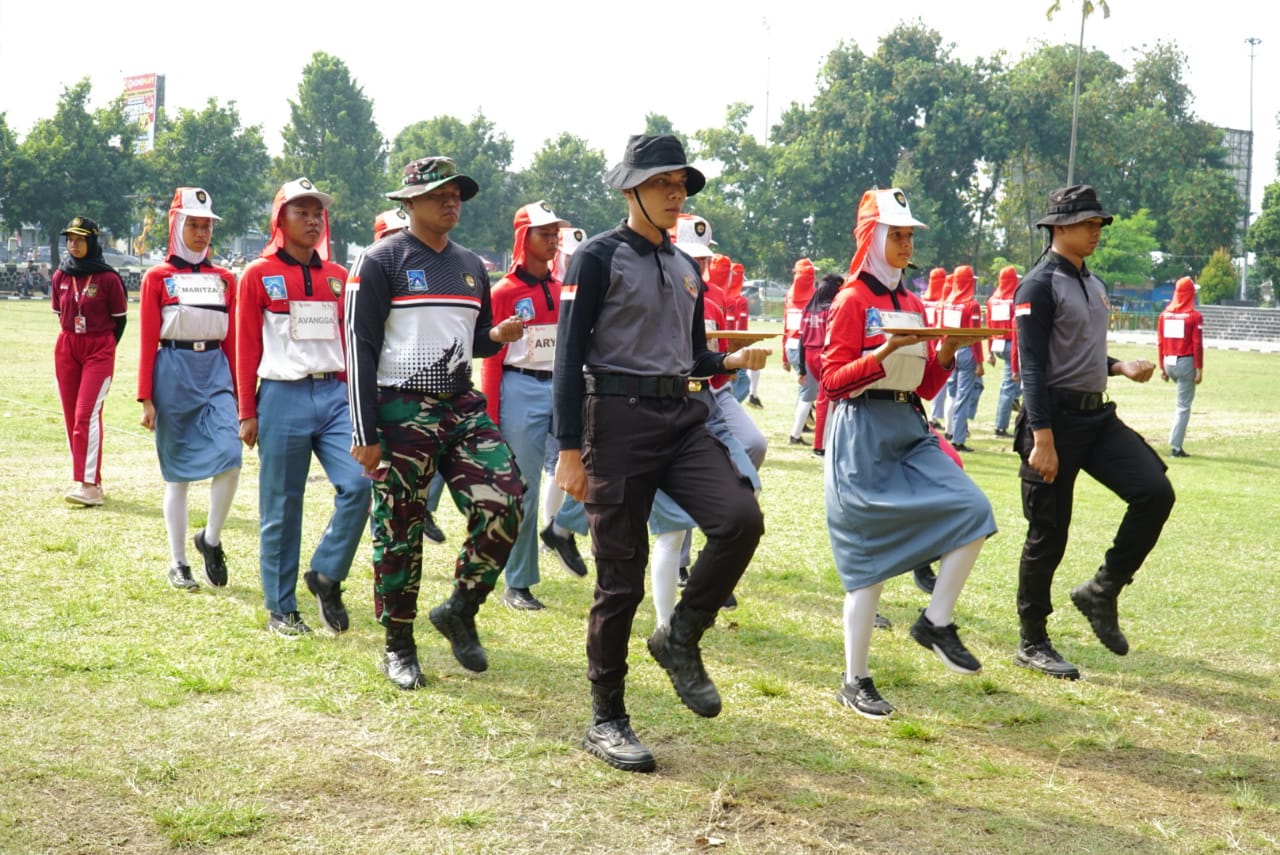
[387,156,480,202]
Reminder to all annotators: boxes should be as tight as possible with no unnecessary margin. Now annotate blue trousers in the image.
[499,371,554,589]
[949,347,980,445]
[255,378,368,614]
[994,348,1021,432]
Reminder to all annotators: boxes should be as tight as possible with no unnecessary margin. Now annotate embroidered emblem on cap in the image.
[196,190,207,204]
[573,229,584,241]
[299,179,314,190]
[539,201,552,212]
[893,191,907,208]
[694,221,707,237]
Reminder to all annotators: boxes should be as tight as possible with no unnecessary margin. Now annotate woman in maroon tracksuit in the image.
[51,216,128,507]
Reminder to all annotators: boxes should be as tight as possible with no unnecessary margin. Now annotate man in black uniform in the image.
[553,134,768,773]
[1012,185,1175,680]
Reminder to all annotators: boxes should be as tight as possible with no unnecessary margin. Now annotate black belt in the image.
[584,374,704,399]
[306,372,338,381]
[161,339,220,352]
[861,389,922,406]
[505,367,553,381]
[1052,390,1106,411]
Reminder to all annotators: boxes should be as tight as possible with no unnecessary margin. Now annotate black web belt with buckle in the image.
[1052,390,1106,411]
[161,339,219,352]
[861,389,922,406]
[585,374,703,399]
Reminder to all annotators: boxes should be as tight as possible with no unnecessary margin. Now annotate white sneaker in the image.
[65,484,104,506]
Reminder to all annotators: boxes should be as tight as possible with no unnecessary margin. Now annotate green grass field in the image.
[0,298,1276,853]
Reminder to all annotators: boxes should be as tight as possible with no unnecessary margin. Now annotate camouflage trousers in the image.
[371,388,523,625]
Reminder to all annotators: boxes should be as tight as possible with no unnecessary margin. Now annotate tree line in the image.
[2,22,1278,302]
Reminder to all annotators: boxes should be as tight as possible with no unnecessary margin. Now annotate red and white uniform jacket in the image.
[137,258,236,401]
[234,250,348,419]
[480,266,563,423]
[821,273,951,401]
[1157,310,1204,369]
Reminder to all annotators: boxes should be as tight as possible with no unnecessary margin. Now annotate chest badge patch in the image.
[164,277,177,298]
[463,273,477,290]
[263,275,287,300]
[328,277,343,298]
[406,270,428,293]
[513,297,536,322]
[683,274,698,297]
[864,306,884,337]
[85,284,99,299]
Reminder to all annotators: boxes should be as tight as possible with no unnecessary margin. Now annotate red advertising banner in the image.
[122,73,163,154]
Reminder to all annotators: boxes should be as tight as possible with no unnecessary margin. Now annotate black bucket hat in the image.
[1036,184,1114,228]
[604,134,706,196]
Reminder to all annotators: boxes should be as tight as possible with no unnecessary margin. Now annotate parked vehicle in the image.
[743,279,788,320]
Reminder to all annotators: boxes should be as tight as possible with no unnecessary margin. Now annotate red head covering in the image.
[706,254,732,305]
[847,188,928,279]
[925,268,946,301]
[994,266,1019,300]
[1166,276,1198,313]
[510,200,570,274]
[262,178,332,261]
[729,262,744,298]
[790,258,816,304]
[951,265,976,303]
[942,272,956,303]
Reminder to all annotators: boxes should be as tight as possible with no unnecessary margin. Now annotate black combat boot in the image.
[647,600,722,717]
[582,681,655,773]
[381,623,426,690]
[1070,569,1130,655]
[428,585,490,672]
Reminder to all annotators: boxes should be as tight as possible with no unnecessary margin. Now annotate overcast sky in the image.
[1,1,1274,217]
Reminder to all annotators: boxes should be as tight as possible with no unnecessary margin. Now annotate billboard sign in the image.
[123,73,164,154]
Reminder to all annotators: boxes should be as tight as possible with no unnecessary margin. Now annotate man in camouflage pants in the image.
[346,156,525,689]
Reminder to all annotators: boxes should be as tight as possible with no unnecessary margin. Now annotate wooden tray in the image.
[706,330,781,343]
[877,327,1004,338]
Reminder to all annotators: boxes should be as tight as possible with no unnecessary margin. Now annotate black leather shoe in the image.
[583,718,656,773]
[873,612,893,630]
[381,648,426,690]
[1170,448,1190,458]
[747,395,764,409]
[952,443,974,453]
[1014,639,1080,680]
[502,586,545,610]
[994,428,1011,437]
[423,511,446,544]
[304,570,350,633]
[539,524,588,577]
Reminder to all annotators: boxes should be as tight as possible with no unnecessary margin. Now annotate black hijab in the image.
[58,222,117,276]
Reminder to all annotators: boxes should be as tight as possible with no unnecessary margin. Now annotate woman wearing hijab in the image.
[138,188,241,590]
[942,265,985,452]
[798,273,844,457]
[922,267,948,428]
[1157,276,1204,458]
[822,188,996,719]
[51,216,128,507]
[987,265,1021,437]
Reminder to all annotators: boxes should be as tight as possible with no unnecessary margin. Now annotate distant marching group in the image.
[47,133,1200,772]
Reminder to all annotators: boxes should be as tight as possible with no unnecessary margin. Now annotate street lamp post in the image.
[1242,36,1261,302]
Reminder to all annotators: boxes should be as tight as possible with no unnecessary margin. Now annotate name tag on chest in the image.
[174,274,225,306]
[990,302,1011,322]
[524,324,557,362]
[942,307,962,327]
[289,300,338,341]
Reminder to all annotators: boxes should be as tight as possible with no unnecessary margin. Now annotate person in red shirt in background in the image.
[235,178,367,638]
[726,261,753,403]
[52,216,128,507]
[784,257,818,444]
[988,265,1020,437]
[1157,276,1204,458]
[923,267,948,428]
[941,265,984,452]
[138,188,241,591]
[479,201,588,610]
[798,273,843,458]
